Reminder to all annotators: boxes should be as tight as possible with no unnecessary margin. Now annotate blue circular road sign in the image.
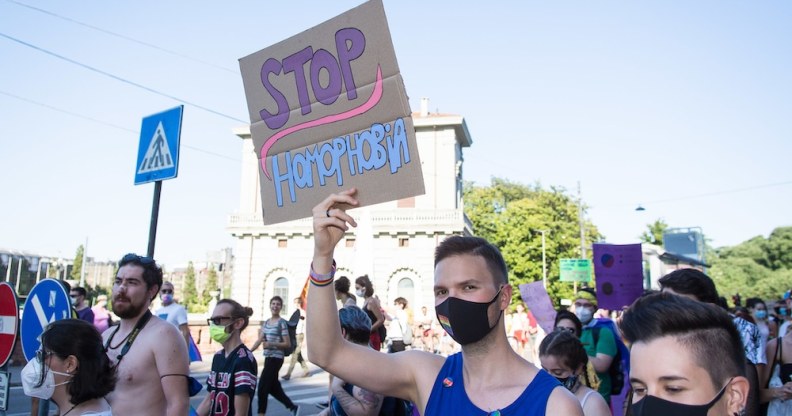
[20,279,71,361]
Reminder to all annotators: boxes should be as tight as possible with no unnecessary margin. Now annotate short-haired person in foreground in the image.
[22,319,116,415]
[659,268,765,416]
[307,189,582,416]
[620,293,749,415]
[102,253,189,415]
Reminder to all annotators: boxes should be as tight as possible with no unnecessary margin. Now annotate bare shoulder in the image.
[546,386,583,416]
[143,316,183,344]
[583,390,611,416]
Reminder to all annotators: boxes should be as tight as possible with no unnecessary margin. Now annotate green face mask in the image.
[209,323,232,344]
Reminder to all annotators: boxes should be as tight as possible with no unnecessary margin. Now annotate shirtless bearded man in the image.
[103,253,189,415]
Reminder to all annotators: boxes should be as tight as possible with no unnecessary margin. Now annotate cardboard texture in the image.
[518,281,556,336]
[239,0,424,224]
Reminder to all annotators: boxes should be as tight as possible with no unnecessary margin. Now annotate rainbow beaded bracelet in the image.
[309,261,336,287]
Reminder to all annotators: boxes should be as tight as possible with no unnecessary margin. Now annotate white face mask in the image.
[21,357,72,399]
[356,289,366,297]
[575,307,594,324]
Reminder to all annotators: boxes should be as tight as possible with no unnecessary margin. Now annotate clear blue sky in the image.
[1,0,790,267]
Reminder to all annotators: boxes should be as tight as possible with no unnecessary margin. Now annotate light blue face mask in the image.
[755,309,767,320]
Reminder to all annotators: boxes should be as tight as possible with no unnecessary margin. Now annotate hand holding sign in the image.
[313,188,359,258]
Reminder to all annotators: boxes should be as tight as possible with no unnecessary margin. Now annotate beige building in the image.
[227,99,473,319]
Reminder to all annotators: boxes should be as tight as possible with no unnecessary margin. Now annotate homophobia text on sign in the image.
[239,0,424,224]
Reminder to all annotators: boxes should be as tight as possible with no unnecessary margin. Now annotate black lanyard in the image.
[104,310,152,363]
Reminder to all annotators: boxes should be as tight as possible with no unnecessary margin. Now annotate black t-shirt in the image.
[206,344,258,416]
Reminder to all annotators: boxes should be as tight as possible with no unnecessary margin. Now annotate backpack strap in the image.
[591,326,600,346]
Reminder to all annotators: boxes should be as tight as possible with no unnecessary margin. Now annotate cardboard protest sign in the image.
[239,0,424,224]
[559,258,592,282]
[592,243,644,310]
[519,281,556,335]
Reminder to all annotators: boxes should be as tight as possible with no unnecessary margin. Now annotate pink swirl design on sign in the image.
[260,65,384,180]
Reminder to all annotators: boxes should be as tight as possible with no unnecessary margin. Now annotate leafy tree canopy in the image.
[464,178,602,307]
[710,226,792,302]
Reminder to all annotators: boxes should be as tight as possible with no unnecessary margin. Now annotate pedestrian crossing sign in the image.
[134,105,183,185]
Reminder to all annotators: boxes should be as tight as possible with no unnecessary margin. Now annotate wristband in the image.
[309,260,336,287]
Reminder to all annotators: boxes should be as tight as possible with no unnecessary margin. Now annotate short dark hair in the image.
[71,287,87,297]
[335,276,351,294]
[217,299,255,331]
[434,236,508,286]
[355,275,374,298]
[118,253,163,301]
[394,297,408,308]
[41,319,116,404]
[270,296,283,305]
[339,306,372,344]
[658,268,719,304]
[619,292,746,389]
[539,330,589,372]
[553,310,583,338]
[745,297,765,310]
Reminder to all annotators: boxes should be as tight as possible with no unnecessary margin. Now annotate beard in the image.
[112,295,148,319]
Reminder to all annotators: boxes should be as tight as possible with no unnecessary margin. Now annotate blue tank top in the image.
[424,352,559,416]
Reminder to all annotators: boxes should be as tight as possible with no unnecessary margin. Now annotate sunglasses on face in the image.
[120,253,155,265]
[555,326,576,334]
[207,316,233,325]
[161,289,173,294]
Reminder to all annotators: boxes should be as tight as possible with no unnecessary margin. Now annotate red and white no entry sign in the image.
[0,283,19,367]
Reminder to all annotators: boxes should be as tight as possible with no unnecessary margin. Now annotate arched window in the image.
[397,277,414,307]
[273,277,290,315]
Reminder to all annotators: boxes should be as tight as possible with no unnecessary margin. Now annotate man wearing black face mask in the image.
[306,189,582,416]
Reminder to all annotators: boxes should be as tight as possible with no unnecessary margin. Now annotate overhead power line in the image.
[0,90,241,163]
[0,32,248,124]
[5,0,238,74]
[641,181,792,205]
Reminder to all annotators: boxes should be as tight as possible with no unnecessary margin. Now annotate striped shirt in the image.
[261,318,289,359]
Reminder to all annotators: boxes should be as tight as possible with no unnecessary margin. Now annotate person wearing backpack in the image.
[574,289,618,405]
[251,296,299,416]
[283,297,310,380]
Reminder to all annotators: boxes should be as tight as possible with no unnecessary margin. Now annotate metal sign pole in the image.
[0,362,7,415]
[147,181,162,258]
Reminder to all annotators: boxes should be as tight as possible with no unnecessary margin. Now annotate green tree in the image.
[766,227,792,270]
[639,219,668,247]
[202,267,219,305]
[70,245,84,281]
[183,262,201,312]
[709,226,792,301]
[464,178,602,306]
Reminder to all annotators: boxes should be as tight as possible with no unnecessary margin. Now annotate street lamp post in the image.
[534,230,548,289]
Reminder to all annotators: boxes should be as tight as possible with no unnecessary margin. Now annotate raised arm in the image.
[306,189,443,405]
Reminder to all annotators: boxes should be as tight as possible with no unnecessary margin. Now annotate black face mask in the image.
[555,374,578,391]
[630,378,731,416]
[435,286,503,345]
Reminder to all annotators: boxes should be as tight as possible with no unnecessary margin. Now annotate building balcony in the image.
[227,209,473,237]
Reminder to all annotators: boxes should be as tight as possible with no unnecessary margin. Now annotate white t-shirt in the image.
[156,302,188,327]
